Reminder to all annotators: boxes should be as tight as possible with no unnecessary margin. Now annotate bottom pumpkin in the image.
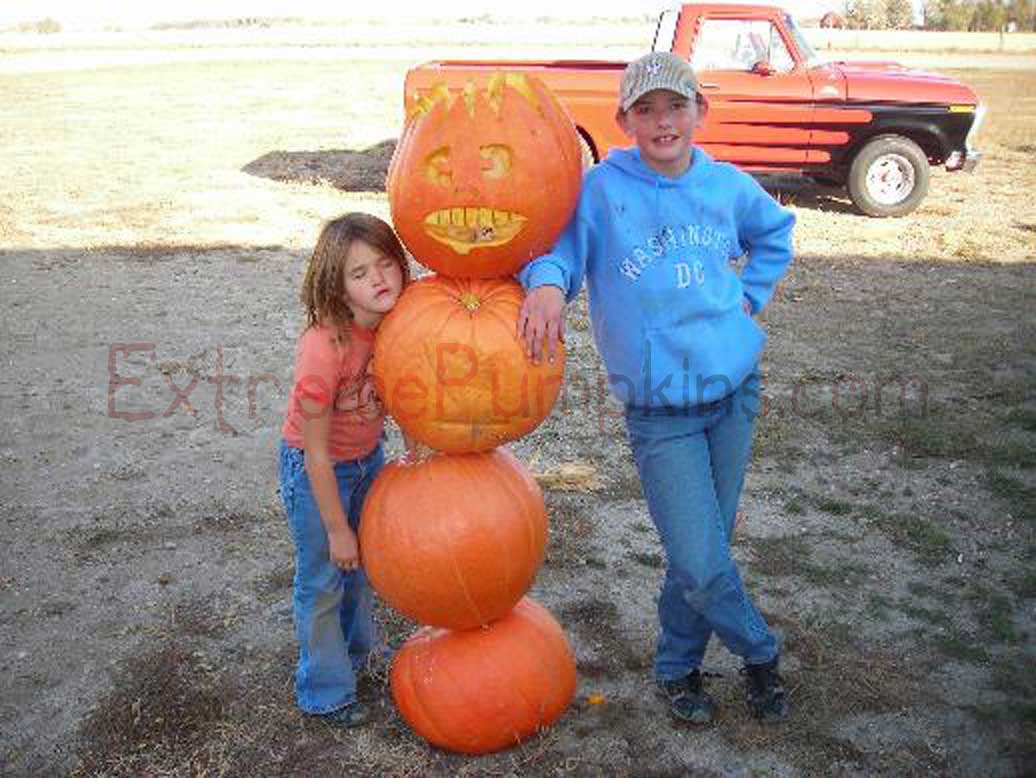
[390,597,576,754]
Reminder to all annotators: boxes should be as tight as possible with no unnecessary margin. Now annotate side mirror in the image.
[751,60,774,76]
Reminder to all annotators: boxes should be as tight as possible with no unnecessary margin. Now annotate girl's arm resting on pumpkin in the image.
[738,179,796,315]
[516,213,590,363]
[300,396,359,568]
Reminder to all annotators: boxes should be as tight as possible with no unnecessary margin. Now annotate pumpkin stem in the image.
[459,292,482,312]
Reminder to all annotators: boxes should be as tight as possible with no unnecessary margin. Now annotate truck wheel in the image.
[847,135,930,218]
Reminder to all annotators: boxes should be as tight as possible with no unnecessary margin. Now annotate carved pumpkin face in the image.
[388,73,583,279]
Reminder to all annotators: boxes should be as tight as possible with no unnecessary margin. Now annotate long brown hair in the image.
[300,212,411,334]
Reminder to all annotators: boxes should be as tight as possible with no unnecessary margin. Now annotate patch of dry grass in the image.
[541,492,597,570]
[530,460,604,492]
[253,566,294,602]
[73,640,232,776]
[714,611,945,776]
[560,597,652,679]
[70,606,678,777]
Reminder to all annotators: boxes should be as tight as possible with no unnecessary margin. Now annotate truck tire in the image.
[847,135,930,218]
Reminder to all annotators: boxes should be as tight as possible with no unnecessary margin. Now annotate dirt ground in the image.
[0,21,1034,778]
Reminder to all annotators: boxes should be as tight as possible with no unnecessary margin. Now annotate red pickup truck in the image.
[403,3,985,217]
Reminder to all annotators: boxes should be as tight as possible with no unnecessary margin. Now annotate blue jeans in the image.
[624,372,778,681]
[278,440,384,714]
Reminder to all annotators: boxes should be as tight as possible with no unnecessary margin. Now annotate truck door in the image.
[684,14,816,170]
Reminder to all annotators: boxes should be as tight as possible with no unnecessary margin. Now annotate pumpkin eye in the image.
[424,146,452,186]
[479,144,512,180]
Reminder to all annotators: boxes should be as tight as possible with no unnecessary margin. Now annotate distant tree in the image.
[22,17,62,33]
[919,0,936,26]
[886,0,915,27]
[845,0,890,27]
[925,0,947,29]
[972,0,1009,28]
[844,0,859,27]
[926,0,976,29]
[844,0,861,27]
[1009,0,1036,30]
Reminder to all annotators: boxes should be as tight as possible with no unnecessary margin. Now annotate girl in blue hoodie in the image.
[518,52,794,724]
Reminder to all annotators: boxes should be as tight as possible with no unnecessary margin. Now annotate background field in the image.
[0,19,1034,777]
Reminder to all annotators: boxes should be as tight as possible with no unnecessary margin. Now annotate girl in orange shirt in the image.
[279,213,410,727]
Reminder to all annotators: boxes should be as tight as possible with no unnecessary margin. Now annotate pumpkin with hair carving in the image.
[387,72,583,278]
[389,597,576,754]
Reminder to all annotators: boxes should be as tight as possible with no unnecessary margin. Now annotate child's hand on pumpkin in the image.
[517,285,566,364]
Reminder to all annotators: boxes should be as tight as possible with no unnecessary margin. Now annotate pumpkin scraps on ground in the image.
[361,73,583,755]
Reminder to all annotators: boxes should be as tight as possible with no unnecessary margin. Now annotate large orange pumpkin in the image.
[390,597,576,754]
[372,275,565,453]
[388,72,583,279]
[359,448,546,629]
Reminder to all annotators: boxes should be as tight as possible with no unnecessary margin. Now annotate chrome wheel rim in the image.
[866,153,915,206]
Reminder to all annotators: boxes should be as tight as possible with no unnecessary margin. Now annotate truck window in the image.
[691,19,795,73]
[653,9,679,53]
[785,14,821,68]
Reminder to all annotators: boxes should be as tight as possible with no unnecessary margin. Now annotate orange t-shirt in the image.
[281,323,384,462]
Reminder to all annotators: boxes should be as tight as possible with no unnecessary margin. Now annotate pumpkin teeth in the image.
[424,208,527,256]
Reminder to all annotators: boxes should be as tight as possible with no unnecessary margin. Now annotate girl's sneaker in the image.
[315,701,372,728]
[656,669,717,724]
[742,658,789,722]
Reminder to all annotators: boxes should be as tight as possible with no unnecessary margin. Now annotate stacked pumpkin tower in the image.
[359,73,584,755]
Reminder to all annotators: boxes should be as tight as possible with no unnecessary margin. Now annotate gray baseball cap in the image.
[619,52,699,112]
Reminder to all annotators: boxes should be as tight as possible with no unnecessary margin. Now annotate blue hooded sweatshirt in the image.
[518,146,794,409]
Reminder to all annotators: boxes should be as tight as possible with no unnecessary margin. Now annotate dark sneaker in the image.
[742,657,789,722]
[314,701,372,728]
[656,670,717,724]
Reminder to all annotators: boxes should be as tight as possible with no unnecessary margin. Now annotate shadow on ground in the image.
[756,174,860,215]
[241,140,859,214]
[242,139,397,192]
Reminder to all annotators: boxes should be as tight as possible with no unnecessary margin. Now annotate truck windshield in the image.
[785,13,821,68]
